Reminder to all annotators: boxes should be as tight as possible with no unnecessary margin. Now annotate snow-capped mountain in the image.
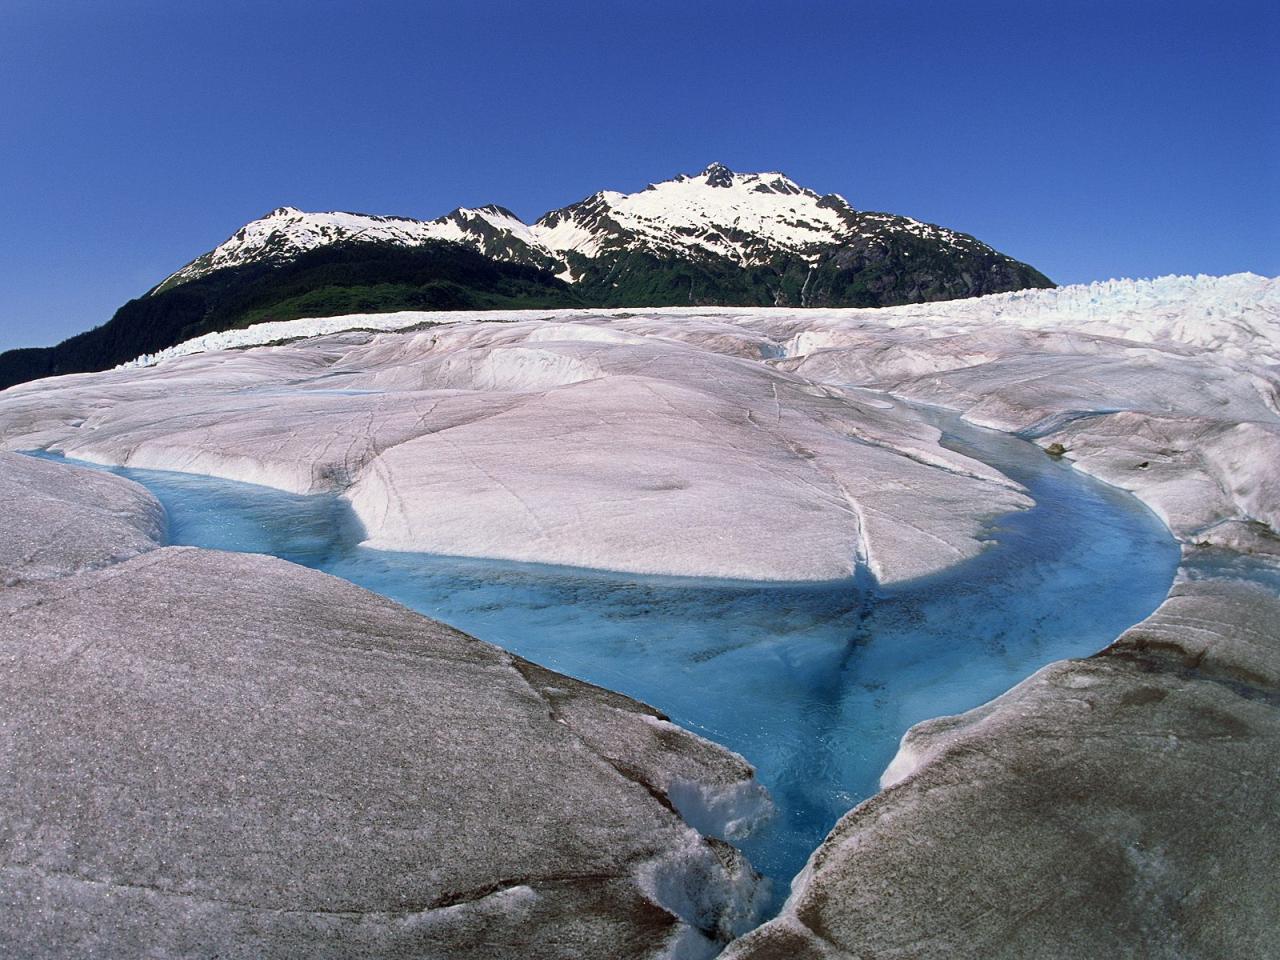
[534,163,979,267]
[0,164,1058,391]
[152,204,556,293]
[153,163,1052,306]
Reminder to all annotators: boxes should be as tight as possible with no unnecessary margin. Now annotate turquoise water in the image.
[31,413,1180,912]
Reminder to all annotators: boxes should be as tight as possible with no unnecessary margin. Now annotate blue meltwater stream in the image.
[33,406,1180,916]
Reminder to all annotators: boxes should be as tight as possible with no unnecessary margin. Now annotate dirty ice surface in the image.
[33,412,1177,912]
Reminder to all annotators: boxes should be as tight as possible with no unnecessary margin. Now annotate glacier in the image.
[0,452,770,959]
[9,318,1032,586]
[3,270,1279,958]
[29,411,1180,908]
[119,270,1278,367]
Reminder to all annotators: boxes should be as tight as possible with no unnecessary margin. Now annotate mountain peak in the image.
[150,165,1052,304]
[474,204,524,221]
[702,162,735,188]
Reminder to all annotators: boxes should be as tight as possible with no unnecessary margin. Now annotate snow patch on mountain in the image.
[528,163,987,267]
[152,203,550,293]
[434,204,542,248]
[532,164,857,265]
[153,207,455,292]
[150,163,1007,293]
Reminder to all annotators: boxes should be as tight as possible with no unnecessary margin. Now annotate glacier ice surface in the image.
[42,397,1177,910]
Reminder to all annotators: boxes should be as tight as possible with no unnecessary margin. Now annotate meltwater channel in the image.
[33,409,1179,914]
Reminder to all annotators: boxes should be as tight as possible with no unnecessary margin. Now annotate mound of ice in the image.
[8,317,1030,585]
[0,451,165,584]
[0,453,773,959]
[11,272,1277,580]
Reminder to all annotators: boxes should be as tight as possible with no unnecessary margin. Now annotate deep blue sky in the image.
[1,0,1276,350]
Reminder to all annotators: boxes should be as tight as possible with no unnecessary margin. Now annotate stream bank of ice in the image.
[33,396,1178,913]
[4,271,1277,957]
[0,452,769,960]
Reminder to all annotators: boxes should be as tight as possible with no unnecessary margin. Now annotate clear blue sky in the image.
[1,0,1276,350]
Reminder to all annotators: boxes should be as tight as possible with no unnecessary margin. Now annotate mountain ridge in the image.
[1,242,581,390]
[1,163,1054,390]
[154,162,1052,304]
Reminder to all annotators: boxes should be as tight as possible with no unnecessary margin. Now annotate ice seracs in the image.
[121,272,1279,369]
[776,271,1280,363]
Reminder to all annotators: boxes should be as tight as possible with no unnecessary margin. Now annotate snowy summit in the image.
[152,163,1051,302]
